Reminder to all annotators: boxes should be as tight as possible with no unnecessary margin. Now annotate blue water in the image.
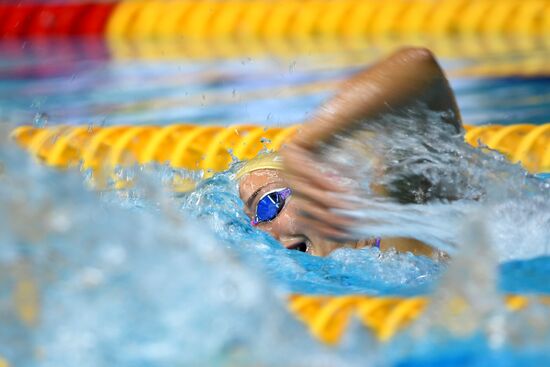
[1,38,550,126]
[1,35,550,366]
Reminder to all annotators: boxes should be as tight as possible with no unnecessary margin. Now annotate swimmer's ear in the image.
[295,47,462,149]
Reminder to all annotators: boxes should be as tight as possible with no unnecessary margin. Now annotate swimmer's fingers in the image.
[295,211,356,243]
[291,195,360,242]
[295,197,358,230]
[290,177,358,212]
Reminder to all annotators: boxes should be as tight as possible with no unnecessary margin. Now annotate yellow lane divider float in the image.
[105,1,550,73]
[10,124,550,179]
[105,0,550,39]
[289,294,550,344]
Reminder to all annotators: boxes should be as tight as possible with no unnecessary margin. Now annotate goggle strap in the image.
[279,188,291,201]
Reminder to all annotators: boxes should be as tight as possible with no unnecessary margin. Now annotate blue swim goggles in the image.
[251,187,292,226]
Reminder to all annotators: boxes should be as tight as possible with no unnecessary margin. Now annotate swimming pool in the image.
[1,1,550,366]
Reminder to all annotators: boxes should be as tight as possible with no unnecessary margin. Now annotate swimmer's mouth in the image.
[287,240,310,253]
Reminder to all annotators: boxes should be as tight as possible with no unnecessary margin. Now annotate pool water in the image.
[1,35,549,366]
[2,37,550,127]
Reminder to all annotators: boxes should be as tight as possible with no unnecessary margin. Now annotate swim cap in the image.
[235,152,284,179]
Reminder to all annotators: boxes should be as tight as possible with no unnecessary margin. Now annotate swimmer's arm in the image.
[281,47,462,244]
[292,47,462,150]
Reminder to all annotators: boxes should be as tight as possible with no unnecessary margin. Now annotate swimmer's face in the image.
[239,169,367,256]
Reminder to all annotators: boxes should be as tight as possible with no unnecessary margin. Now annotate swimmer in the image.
[238,47,461,257]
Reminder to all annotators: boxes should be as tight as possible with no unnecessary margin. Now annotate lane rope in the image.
[10,124,550,181]
[1,0,548,38]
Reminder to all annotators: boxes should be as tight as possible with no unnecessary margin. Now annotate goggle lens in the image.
[252,188,291,225]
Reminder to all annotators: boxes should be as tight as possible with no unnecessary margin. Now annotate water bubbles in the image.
[30,98,44,109]
[79,267,104,288]
[47,209,72,233]
[240,57,252,65]
[227,148,239,164]
[100,245,127,267]
[289,61,297,73]
[33,112,49,127]
[218,279,240,303]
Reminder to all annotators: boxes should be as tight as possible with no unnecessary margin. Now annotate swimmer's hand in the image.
[281,47,462,243]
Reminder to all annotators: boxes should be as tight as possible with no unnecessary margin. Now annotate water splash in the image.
[384,214,550,366]
[0,130,352,367]
[175,166,445,296]
[1,117,549,366]
[309,109,550,363]
[319,108,550,260]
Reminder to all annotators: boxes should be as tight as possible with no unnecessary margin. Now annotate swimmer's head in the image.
[235,151,284,180]
[237,152,370,256]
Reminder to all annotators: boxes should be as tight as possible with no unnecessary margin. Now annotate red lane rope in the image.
[27,4,87,36]
[77,3,118,35]
[0,2,117,38]
[1,4,39,38]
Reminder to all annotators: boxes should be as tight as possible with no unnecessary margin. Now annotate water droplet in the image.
[101,245,127,266]
[30,98,43,109]
[33,112,49,127]
[289,61,297,73]
[80,267,104,288]
[48,210,71,232]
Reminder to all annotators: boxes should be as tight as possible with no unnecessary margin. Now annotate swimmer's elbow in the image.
[397,47,435,61]
[392,47,440,70]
